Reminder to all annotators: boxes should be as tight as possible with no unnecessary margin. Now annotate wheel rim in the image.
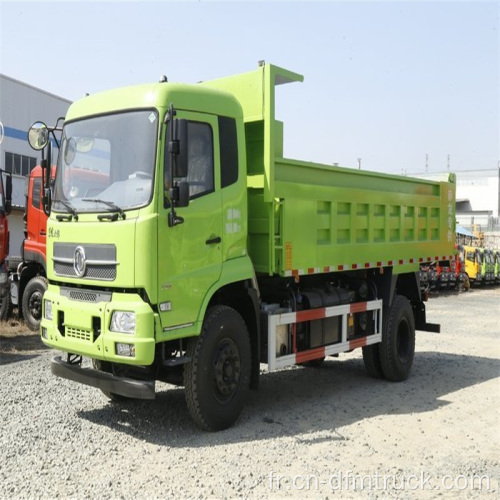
[396,318,411,364]
[212,338,241,403]
[28,290,43,321]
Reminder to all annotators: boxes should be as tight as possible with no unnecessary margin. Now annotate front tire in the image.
[379,295,415,382]
[22,276,47,331]
[0,292,12,321]
[184,306,251,431]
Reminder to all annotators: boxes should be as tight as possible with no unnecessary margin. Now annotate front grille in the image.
[54,262,116,280]
[60,287,112,303]
[66,326,92,343]
[53,243,118,281]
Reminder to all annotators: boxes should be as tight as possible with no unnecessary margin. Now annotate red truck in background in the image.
[0,169,12,319]
[7,162,109,330]
[7,166,51,329]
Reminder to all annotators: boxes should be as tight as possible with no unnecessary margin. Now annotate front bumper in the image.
[51,355,155,399]
[41,284,156,366]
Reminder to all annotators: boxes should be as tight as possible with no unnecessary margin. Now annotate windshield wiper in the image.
[55,199,79,221]
[82,198,126,220]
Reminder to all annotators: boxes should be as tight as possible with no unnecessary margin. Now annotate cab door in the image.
[157,111,222,332]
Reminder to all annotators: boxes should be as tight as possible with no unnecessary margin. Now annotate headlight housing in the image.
[44,299,53,321]
[110,311,136,334]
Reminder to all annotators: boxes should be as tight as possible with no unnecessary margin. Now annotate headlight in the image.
[110,311,136,334]
[44,299,53,321]
[116,343,136,357]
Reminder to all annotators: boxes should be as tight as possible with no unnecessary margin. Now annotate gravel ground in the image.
[0,288,499,499]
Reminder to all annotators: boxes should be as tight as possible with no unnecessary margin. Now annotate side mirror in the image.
[177,181,189,208]
[169,119,188,178]
[28,121,49,150]
[4,173,12,215]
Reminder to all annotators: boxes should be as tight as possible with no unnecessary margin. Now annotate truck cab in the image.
[464,245,483,287]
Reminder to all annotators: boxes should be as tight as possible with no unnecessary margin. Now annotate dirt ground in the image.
[0,288,499,498]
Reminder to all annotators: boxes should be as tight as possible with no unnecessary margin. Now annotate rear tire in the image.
[184,305,251,431]
[22,276,47,331]
[379,295,415,382]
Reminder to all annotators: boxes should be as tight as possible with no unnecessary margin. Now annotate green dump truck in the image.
[30,63,456,431]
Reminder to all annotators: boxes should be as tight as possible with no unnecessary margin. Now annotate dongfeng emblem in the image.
[73,246,87,278]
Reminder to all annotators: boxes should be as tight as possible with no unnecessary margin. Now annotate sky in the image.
[0,0,498,175]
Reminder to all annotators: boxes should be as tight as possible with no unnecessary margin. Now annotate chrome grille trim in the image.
[53,243,118,281]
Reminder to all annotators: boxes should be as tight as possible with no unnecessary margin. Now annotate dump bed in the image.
[203,64,456,276]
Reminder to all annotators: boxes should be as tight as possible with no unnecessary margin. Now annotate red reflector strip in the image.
[308,268,315,274]
[338,265,344,271]
[352,264,358,269]
[296,347,326,364]
[364,263,371,268]
[350,302,367,313]
[296,308,326,322]
[349,337,367,350]
[388,260,393,265]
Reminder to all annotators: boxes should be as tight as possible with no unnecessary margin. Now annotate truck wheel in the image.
[22,276,48,331]
[379,295,415,382]
[91,359,130,402]
[184,305,251,431]
[0,292,13,321]
[362,344,383,378]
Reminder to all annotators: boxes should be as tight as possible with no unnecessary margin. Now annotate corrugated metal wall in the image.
[0,74,71,260]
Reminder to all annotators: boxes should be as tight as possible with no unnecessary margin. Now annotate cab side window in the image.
[32,178,42,209]
[185,122,214,198]
[165,121,214,201]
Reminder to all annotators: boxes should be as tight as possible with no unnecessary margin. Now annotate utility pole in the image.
[357,157,362,170]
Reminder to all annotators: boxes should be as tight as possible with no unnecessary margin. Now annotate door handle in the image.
[205,236,221,245]
[40,230,46,236]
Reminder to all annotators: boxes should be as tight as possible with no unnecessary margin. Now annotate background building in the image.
[0,74,71,265]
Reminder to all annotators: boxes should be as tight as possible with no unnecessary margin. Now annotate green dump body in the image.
[203,64,456,277]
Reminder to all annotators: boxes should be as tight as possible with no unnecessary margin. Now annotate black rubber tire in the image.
[184,305,251,431]
[379,295,415,382]
[22,276,48,332]
[91,359,130,402]
[362,344,384,378]
[0,292,13,321]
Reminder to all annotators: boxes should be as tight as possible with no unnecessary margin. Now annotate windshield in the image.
[53,110,158,214]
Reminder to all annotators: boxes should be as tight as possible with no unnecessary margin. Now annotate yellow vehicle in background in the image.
[464,245,484,287]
